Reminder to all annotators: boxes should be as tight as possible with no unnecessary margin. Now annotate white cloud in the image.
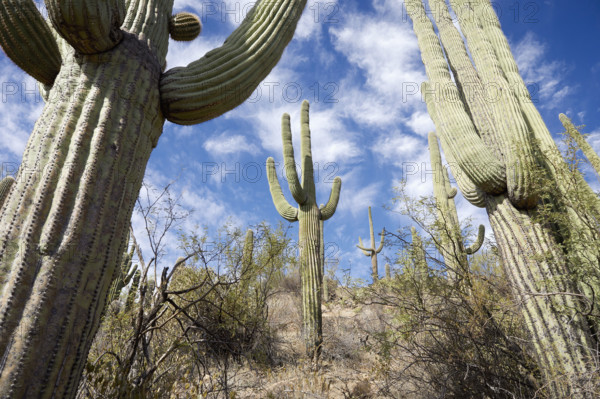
[203,133,259,155]
[513,32,573,109]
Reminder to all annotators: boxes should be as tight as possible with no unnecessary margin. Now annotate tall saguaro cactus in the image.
[428,131,484,281]
[357,207,385,283]
[0,0,307,396]
[406,0,600,395]
[267,100,342,363]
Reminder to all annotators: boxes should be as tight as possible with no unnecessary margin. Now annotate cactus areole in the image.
[0,0,307,396]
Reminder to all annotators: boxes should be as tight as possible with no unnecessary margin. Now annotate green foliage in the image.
[80,222,294,398]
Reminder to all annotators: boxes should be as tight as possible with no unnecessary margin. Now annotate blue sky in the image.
[1,0,599,282]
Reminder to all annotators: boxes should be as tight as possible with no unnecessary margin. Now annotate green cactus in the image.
[560,113,600,177]
[410,227,428,281]
[384,263,391,280]
[428,131,484,280]
[169,12,202,42]
[0,177,14,211]
[267,100,342,363]
[357,207,385,283]
[0,0,308,396]
[124,269,141,312]
[407,0,600,394]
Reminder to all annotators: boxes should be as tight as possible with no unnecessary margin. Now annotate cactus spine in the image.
[0,0,307,396]
[267,100,342,363]
[407,0,600,395]
[428,131,484,280]
[357,207,385,283]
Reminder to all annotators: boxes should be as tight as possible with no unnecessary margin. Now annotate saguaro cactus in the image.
[428,131,484,281]
[267,100,342,363]
[357,207,385,282]
[107,240,139,304]
[0,0,307,396]
[319,208,329,302]
[0,177,14,210]
[410,227,428,281]
[407,0,600,395]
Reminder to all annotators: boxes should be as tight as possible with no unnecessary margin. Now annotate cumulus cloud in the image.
[513,32,573,109]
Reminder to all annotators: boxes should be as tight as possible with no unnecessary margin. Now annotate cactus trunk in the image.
[0,36,161,397]
[487,195,596,396]
[0,0,307,395]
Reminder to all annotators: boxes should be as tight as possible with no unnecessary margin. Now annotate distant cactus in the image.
[384,263,391,280]
[0,0,308,395]
[267,100,342,363]
[108,240,139,304]
[410,227,428,281]
[428,131,484,280]
[357,207,385,283]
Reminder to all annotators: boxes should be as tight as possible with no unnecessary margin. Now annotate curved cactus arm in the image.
[159,0,308,125]
[426,125,486,208]
[267,157,299,222]
[375,228,385,254]
[447,0,538,209]
[45,0,126,54]
[0,1,61,85]
[0,177,14,211]
[281,112,308,204]
[356,237,372,256]
[560,113,600,177]
[320,177,342,221]
[407,0,506,195]
[465,225,485,255]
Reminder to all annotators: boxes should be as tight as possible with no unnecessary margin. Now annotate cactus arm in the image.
[368,207,376,251]
[44,0,126,54]
[447,0,538,209]
[465,225,485,255]
[169,12,202,42]
[406,0,506,195]
[266,157,299,222]
[375,228,385,254]
[560,113,600,177]
[356,237,372,256]
[0,177,14,211]
[281,112,308,204]
[319,177,341,221]
[159,0,308,125]
[0,1,61,85]
[300,100,316,195]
